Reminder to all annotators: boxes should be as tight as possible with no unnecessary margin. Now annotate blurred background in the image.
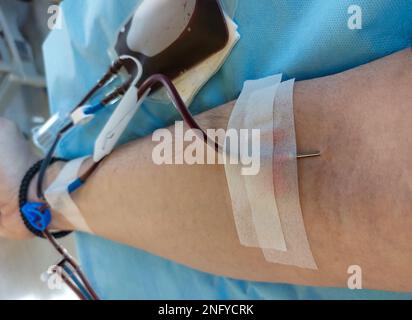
[0,0,78,300]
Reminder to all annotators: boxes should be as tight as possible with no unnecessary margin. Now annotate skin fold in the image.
[0,49,411,292]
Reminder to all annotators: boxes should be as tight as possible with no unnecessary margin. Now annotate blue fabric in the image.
[43,0,412,299]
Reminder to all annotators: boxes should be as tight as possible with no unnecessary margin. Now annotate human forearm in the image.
[46,49,412,291]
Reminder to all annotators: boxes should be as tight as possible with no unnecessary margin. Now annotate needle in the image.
[297,151,321,159]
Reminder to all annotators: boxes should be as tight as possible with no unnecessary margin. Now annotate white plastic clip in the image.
[93,55,144,162]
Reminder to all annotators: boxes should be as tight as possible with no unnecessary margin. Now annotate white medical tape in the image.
[243,81,287,251]
[45,156,93,233]
[263,79,317,269]
[225,74,286,250]
[225,76,317,269]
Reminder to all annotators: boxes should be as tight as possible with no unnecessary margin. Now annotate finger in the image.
[0,210,8,238]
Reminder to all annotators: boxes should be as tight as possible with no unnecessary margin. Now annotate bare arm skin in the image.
[1,49,412,292]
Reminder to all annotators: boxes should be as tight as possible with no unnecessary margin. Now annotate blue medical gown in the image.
[43,0,412,299]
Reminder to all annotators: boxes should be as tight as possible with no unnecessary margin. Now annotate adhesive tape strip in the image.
[225,74,286,250]
[243,82,287,251]
[45,156,93,234]
[263,79,317,269]
[225,76,317,269]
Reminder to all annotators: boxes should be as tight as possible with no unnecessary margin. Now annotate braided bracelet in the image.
[19,158,72,239]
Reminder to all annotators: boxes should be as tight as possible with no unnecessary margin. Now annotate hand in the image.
[0,118,39,239]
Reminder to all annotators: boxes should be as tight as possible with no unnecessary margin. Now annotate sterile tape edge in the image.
[45,157,93,234]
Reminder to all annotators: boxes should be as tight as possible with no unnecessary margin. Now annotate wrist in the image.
[27,157,96,232]
[27,161,73,231]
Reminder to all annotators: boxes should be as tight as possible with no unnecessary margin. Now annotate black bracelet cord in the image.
[19,158,72,239]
